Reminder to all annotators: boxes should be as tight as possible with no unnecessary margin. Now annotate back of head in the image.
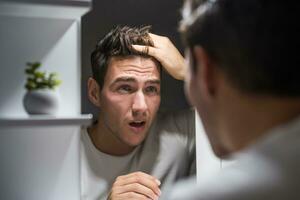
[91,25,154,89]
[181,0,299,97]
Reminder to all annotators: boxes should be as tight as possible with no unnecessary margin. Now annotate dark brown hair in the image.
[91,25,156,90]
[181,0,299,97]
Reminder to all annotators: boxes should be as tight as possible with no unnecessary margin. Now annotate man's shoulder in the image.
[165,147,300,200]
[155,108,195,131]
[157,108,194,120]
[163,166,274,200]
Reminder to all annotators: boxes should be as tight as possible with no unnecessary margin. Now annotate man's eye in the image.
[145,86,159,94]
[117,85,132,93]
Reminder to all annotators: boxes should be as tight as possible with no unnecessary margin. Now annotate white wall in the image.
[195,112,222,181]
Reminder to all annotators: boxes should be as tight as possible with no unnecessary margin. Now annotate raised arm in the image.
[132,33,186,80]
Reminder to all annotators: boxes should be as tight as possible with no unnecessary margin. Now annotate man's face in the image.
[99,55,161,147]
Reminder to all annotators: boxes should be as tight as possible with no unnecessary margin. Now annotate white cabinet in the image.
[0,1,92,199]
[0,116,92,200]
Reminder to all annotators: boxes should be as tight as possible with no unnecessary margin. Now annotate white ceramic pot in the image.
[23,89,59,115]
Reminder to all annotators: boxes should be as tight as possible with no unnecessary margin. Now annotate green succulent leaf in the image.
[24,62,61,91]
[34,71,45,78]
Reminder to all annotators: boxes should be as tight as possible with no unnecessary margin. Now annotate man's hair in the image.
[181,0,299,97]
[91,25,156,90]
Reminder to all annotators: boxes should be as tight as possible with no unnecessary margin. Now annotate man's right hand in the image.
[132,33,186,81]
[107,171,161,200]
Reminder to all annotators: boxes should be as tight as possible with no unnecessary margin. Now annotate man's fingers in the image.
[132,45,160,61]
[109,191,151,200]
[148,33,160,45]
[114,183,159,200]
[132,45,150,54]
[118,175,161,196]
[123,171,161,186]
[118,192,153,200]
[148,33,165,44]
[114,171,161,196]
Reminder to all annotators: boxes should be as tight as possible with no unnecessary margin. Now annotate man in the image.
[151,0,299,199]
[80,26,195,200]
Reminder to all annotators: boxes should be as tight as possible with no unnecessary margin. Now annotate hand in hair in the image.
[132,33,186,80]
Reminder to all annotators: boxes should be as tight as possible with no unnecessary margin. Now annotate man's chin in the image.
[123,133,148,147]
[122,123,151,146]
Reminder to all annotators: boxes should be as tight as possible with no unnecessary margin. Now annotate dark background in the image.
[81,0,189,117]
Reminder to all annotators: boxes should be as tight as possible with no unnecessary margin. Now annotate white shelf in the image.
[0,0,92,19]
[0,114,93,127]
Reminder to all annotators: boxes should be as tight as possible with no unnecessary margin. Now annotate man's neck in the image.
[88,120,135,156]
[221,93,300,153]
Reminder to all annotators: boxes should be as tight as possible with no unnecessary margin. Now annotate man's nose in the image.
[132,91,147,116]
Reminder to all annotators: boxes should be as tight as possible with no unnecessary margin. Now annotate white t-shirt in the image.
[164,115,300,200]
[81,109,195,200]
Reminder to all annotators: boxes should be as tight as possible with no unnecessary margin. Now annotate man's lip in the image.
[128,120,147,132]
[128,119,146,123]
[128,121,146,126]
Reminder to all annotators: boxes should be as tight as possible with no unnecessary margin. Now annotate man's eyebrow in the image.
[146,79,160,85]
[112,77,160,84]
[112,77,137,84]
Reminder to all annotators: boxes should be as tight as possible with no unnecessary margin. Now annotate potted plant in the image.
[23,62,62,115]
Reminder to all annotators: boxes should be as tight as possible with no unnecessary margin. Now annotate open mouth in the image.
[129,121,146,128]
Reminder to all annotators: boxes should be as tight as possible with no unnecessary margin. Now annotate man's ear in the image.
[192,46,217,99]
[87,77,101,107]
